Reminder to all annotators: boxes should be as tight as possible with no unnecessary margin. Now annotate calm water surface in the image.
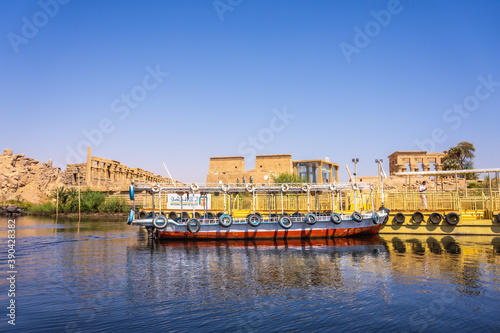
[1,216,499,332]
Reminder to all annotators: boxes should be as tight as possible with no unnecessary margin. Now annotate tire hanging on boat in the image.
[129,185,134,201]
[153,215,168,229]
[278,215,293,229]
[137,210,147,219]
[219,214,233,228]
[304,213,317,225]
[247,214,261,227]
[445,212,460,225]
[429,212,442,224]
[412,212,424,223]
[127,209,134,224]
[330,213,342,224]
[371,212,380,224]
[202,212,215,220]
[351,211,363,223]
[168,211,178,220]
[187,218,201,234]
[394,212,405,224]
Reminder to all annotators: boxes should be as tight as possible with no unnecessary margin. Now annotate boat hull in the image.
[154,213,386,240]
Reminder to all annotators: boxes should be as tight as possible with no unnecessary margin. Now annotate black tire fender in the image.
[429,212,442,224]
[153,215,168,229]
[445,212,460,225]
[394,212,405,224]
[187,218,201,234]
[278,216,293,229]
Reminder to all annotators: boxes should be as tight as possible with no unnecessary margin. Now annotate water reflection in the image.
[124,233,500,306]
[1,217,500,332]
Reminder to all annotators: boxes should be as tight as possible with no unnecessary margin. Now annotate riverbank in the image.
[0,204,128,219]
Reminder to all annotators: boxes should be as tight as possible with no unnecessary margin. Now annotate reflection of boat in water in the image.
[126,182,388,240]
[156,235,387,253]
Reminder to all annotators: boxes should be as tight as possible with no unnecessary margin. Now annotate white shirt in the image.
[419,184,427,193]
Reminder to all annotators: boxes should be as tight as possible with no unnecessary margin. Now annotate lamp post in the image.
[375,159,384,207]
[352,158,359,183]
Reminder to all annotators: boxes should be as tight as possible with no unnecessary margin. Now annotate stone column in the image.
[86,147,92,184]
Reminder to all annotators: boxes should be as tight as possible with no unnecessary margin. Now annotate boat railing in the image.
[132,182,375,193]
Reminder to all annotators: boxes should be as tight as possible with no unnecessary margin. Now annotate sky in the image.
[1,0,499,183]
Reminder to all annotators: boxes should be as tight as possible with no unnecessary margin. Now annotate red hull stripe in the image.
[157,224,383,240]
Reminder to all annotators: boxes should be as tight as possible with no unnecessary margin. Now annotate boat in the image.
[126,182,389,240]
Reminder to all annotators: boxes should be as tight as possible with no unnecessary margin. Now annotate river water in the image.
[0,216,499,332]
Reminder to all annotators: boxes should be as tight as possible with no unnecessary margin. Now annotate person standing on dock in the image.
[418,181,427,209]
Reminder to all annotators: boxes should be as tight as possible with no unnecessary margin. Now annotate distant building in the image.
[66,147,173,189]
[206,154,339,184]
[388,151,446,175]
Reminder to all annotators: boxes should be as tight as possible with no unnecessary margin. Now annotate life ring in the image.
[245,183,255,193]
[445,212,460,225]
[168,211,178,220]
[331,213,342,224]
[187,219,201,234]
[127,209,134,224]
[219,214,232,227]
[221,183,230,193]
[153,215,168,229]
[247,214,261,227]
[304,213,317,225]
[371,212,380,224]
[412,212,424,223]
[151,184,160,193]
[129,185,134,201]
[429,212,442,224]
[352,211,363,223]
[190,183,199,192]
[394,212,405,224]
[281,184,289,193]
[301,184,310,192]
[278,216,293,229]
[137,210,147,219]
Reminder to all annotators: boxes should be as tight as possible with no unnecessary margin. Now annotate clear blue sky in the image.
[1,0,499,182]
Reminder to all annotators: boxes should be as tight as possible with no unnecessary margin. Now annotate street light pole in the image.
[352,158,359,183]
[375,159,384,207]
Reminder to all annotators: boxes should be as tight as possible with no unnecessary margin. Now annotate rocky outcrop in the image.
[0,148,68,204]
[0,204,24,216]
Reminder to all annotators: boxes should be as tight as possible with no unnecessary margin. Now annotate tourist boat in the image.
[126,182,389,240]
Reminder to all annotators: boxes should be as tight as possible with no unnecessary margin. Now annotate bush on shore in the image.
[27,187,129,215]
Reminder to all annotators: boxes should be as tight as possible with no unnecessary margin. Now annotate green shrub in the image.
[100,197,128,213]
[28,202,56,214]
